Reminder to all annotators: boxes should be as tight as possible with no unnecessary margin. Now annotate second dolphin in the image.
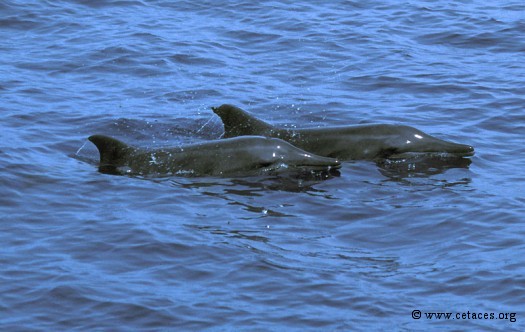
[212,104,474,160]
[88,135,340,177]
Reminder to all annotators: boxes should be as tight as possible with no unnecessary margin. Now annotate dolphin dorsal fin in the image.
[212,104,274,138]
[88,135,134,167]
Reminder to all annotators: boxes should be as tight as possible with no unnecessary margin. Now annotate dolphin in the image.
[88,134,340,177]
[211,104,475,160]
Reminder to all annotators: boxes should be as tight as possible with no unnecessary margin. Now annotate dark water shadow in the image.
[166,173,340,218]
[376,153,472,182]
[376,155,472,190]
[187,224,271,243]
[169,170,340,195]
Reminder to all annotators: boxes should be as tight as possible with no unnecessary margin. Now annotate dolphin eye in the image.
[414,134,423,139]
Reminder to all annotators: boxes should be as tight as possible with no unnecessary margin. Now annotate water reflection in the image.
[170,169,339,193]
[376,154,472,180]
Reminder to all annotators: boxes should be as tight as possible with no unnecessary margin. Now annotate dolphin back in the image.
[212,104,274,138]
[88,135,134,171]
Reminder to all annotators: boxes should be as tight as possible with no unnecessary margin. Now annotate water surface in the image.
[1,1,524,330]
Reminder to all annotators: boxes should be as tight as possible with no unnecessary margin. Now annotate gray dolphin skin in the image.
[88,135,340,177]
[212,104,475,160]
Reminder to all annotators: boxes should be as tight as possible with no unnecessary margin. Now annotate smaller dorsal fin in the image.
[212,104,274,138]
[88,135,134,169]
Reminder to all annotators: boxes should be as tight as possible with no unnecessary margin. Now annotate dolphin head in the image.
[385,125,474,158]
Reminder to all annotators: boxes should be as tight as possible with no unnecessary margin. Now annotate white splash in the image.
[75,141,87,155]
[149,155,158,165]
[196,115,216,134]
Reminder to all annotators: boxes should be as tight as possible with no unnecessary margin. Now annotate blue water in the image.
[1,1,525,330]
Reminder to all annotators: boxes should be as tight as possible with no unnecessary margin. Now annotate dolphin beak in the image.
[391,140,475,159]
[297,154,342,170]
[445,142,475,157]
[463,145,475,157]
[422,136,475,157]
